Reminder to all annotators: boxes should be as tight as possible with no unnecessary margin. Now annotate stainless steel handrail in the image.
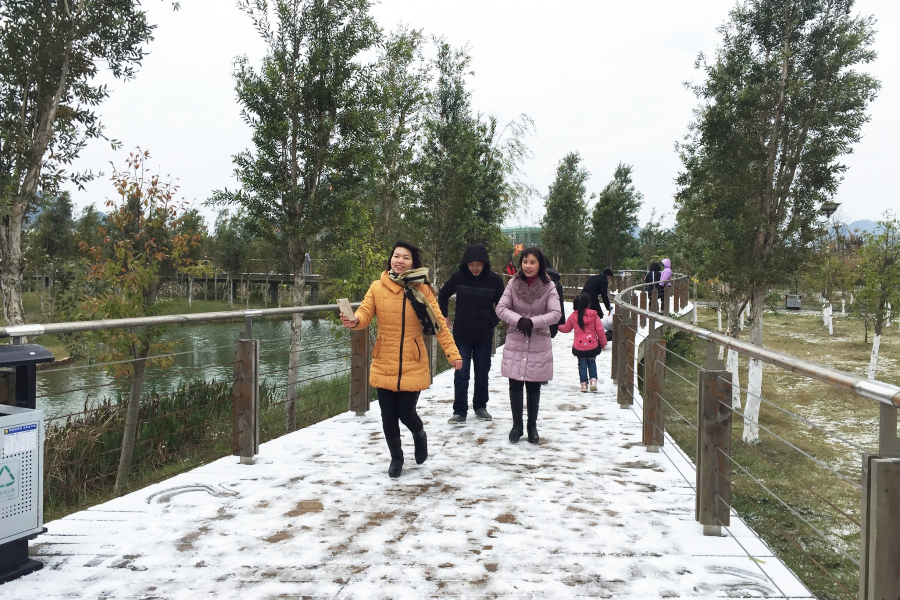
[0,303,358,340]
[613,275,900,407]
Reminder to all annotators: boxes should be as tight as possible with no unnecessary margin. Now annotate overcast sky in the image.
[62,0,899,230]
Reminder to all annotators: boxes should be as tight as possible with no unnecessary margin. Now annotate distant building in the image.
[502,227,541,255]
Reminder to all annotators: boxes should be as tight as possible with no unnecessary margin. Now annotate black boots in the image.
[413,429,428,464]
[385,430,426,477]
[526,389,540,444]
[509,388,524,442]
[386,437,403,478]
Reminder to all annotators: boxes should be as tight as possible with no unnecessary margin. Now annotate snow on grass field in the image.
[3,336,813,599]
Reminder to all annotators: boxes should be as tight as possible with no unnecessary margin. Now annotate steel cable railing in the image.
[717,375,869,455]
[621,344,819,598]
[715,483,857,600]
[611,272,894,597]
[25,302,368,521]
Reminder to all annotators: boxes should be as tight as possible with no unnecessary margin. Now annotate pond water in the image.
[36,318,349,421]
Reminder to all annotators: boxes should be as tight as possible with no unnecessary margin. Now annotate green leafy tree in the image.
[675,0,879,443]
[174,209,209,307]
[0,0,176,326]
[213,0,379,430]
[541,152,589,272]
[636,209,669,268]
[370,27,429,242]
[412,41,484,283]
[24,192,78,319]
[588,163,641,270]
[399,39,530,283]
[856,214,900,380]
[81,149,197,494]
[213,211,250,309]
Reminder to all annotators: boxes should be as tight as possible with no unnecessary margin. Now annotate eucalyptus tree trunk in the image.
[227,274,233,309]
[0,209,28,327]
[187,275,194,308]
[114,349,148,494]
[743,289,764,444]
[285,240,306,433]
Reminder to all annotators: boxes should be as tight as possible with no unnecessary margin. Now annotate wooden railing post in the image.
[664,286,672,317]
[860,404,900,599]
[616,303,633,409]
[696,368,732,536]
[651,287,659,315]
[643,321,666,452]
[232,320,259,465]
[349,328,370,416]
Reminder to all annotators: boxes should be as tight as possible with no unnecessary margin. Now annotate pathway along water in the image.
[36,318,348,420]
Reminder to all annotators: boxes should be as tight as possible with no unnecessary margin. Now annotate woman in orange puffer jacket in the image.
[341,240,462,478]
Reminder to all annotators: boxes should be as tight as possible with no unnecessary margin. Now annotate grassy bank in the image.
[655,307,896,599]
[44,373,350,521]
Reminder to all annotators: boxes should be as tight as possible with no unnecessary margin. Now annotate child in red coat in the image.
[558,293,608,392]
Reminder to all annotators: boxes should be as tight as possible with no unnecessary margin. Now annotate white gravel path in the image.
[2,334,814,599]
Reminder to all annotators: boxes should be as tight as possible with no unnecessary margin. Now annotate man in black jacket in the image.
[438,245,506,424]
[582,268,613,317]
[546,268,567,338]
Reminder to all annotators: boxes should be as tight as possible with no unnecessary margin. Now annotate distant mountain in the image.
[847,219,879,234]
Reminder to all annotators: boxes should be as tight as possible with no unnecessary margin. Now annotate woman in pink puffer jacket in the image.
[495,247,561,445]
[558,293,608,392]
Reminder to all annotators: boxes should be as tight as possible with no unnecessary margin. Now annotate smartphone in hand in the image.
[337,298,354,321]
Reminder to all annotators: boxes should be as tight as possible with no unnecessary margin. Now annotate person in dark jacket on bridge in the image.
[645,262,663,312]
[581,268,613,317]
[546,268,567,338]
[438,245,506,424]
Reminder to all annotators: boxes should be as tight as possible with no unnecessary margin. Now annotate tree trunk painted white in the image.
[886,303,892,327]
[739,307,745,329]
[742,291,764,445]
[188,275,194,308]
[227,274,233,309]
[717,307,722,331]
[827,305,833,335]
[868,334,881,380]
[841,297,845,317]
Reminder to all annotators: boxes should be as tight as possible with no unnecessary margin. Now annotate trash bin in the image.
[0,344,53,583]
[785,294,802,310]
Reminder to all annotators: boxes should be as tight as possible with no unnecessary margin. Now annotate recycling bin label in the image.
[2,423,37,456]
[0,457,20,504]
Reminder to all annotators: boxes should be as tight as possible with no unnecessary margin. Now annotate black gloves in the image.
[517,317,533,337]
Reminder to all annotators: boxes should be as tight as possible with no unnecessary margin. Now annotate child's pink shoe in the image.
[590,378,598,392]
[580,382,588,393]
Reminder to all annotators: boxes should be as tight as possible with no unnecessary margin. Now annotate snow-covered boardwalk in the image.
[7,337,813,599]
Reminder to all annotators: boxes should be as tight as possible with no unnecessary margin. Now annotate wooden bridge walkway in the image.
[8,338,813,599]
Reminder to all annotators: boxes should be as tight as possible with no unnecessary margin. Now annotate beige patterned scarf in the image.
[388,267,442,334]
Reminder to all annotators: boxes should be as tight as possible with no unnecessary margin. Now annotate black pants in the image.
[509,379,542,394]
[377,388,423,439]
